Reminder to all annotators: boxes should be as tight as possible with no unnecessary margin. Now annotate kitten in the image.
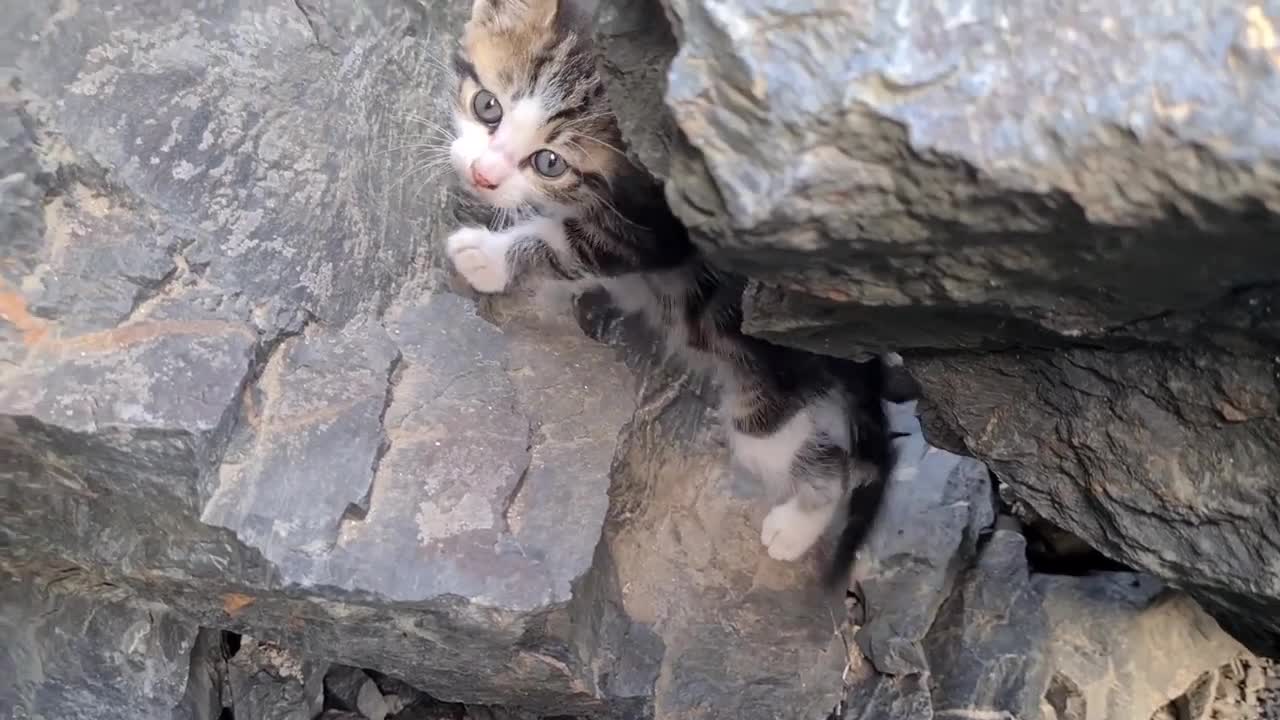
[440,0,912,584]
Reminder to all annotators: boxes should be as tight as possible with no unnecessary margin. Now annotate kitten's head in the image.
[450,0,621,213]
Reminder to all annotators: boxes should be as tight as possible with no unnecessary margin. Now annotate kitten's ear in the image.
[469,0,560,31]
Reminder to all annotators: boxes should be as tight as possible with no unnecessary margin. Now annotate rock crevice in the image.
[3,0,1279,718]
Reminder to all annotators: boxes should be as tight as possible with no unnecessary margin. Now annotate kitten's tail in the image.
[821,354,920,591]
[821,438,902,591]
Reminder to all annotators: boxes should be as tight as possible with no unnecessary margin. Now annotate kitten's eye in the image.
[531,149,567,178]
[472,90,502,124]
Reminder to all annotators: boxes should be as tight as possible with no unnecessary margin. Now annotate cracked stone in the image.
[597,0,1280,655]
[0,568,198,720]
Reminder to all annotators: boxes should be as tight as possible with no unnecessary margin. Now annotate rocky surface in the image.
[4,0,1280,719]
[0,0,887,716]
[840,529,1256,720]
[0,0,635,713]
[597,0,1280,655]
[0,567,198,720]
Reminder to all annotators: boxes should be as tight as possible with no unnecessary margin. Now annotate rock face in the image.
[844,530,1248,720]
[600,0,1280,654]
[0,0,637,713]
[3,0,1278,718]
[0,568,198,720]
[1,1,882,717]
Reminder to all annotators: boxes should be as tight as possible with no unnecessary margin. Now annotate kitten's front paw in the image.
[761,498,832,562]
[446,227,511,294]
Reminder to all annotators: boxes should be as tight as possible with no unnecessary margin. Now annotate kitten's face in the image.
[450,0,619,213]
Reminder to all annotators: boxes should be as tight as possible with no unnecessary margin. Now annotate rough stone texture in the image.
[657,0,1280,342]
[1036,572,1245,720]
[0,0,636,714]
[597,0,1280,654]
[910,348,1280,654]
[836,530,1247,719]
[921,530,1051,718]
[568,328,852,720]
[173,629,228,720]
[0,2,893,716]
[0,568,198,720]
[1195,657,1280,720]
[852,401,994,677]
[226,635,328,720]
[5,0,1278,718]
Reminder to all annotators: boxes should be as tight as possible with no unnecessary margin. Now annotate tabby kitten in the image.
[442,0,907,583]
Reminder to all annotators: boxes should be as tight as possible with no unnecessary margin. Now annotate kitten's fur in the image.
[442,0,911,584]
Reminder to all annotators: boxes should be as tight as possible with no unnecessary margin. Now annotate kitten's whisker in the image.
[389,157,453,194]
[574,134,629,160]
[421,46,460,77]
[370,142,453,159]
[389,124,455,139]
[559,110,617,128]
[583,185,644,229]
[394,110,456,131]
[378,127,455,150]
[411,167,454,200]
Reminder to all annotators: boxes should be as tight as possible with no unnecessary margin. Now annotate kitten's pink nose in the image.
[470,163,499,190]
[470,158,509,191]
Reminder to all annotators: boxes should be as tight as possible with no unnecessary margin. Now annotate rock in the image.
[172,629,231,720]
[326,666,377,714]
[357,677,391,720]
[839,530,1249,719]
[910,348,1280,654]
[226,635,327,720]
[1208,657,1280,720]
[1169,669,1221,720]
[572,344,852,720]
[322,666,389,720]
[594,0,680,179]
[0,567,198,720]
[919,530,1050,718]
[594,0,1280,653]
[853,401,995,676]
[1034,572,1245,720]
[654,0,1280,347]
[0,0,640,713]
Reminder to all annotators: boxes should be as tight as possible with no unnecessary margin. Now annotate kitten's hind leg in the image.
[760,441,849,561]
[728,388,852,562]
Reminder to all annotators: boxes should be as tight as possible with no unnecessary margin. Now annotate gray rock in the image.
[656,0,1280,350]
[853,401,995,676]
[841,530,1249,719]
[562,341,858,720]
[172,629,230,720]
[594,0,1280,653]
[0,568,198,720]
[911,348,1280,654]
[322,665,391,720]
[919,530,1051,718]
[358,679,391,720]
[326,666,377,715]
[594,0,680,179]
[0,0,643,713]
[1035,572,1245,720]
[226,635,327,720]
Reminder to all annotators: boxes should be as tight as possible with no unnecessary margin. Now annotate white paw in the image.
[446,226,511,293]
[761,497,836,562]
